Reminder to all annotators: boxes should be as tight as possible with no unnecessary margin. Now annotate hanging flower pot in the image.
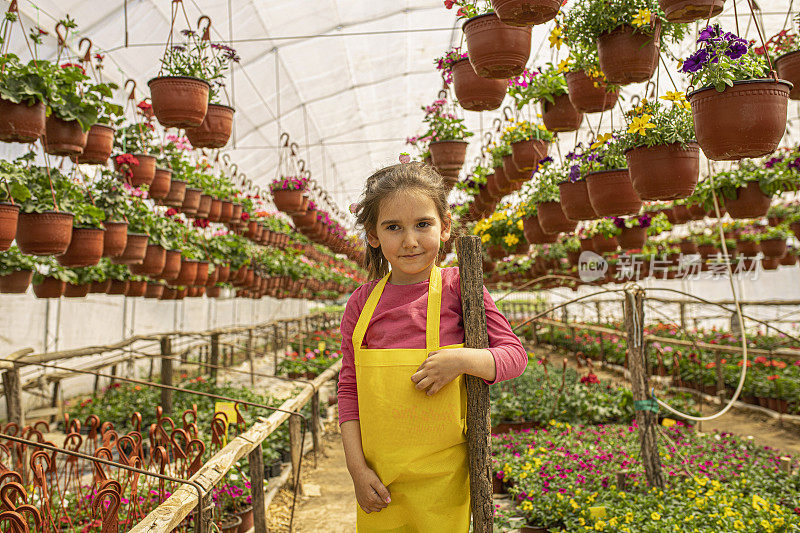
[0,203,19,252]
[231,203,244,223]
[164,179,188,208]
[723,182,772,219]
[541,93,583,132]
[292,209,317,229]
[43,116,88,156]
[451,58,507,111]
[185,103,235,148]
[687,79,791,160]
[430,140,468,177]
[493,165,514,195]
[523,215,558,244]
[124,280,146,297]
[115,154,156,188]
[180,187,203,216]
[145,282,165,299]
[207,198,222,222]
[148,168,172,201]
[537,201,577,233]
[597,25,660,85]
[75,124,114,164]
[558,180,597,221]
[658,0,724,23]
[272,189,307,214]
[592,234,618,254]
[687,203,706,220]
[736,239,760,256]
[618,226,647,250]
[161,250,182,282]
[511,139,548,172]
[57,227,105,268]
[780,252,797,266]
[698,244,716,259]
[205,268,219,288]
[64,283,90,298]
[679,239,698,255]
[0,99,45,143]
[174,259,199,286]
[111,233,149,265]
[491,0,561,26]
[775,51,800,100]
[585,169,642,216]
[206,285,221,298]
[762,256,780,270]
[0,270,33,294]
[502,154,529,182]
[89,279,111,293]
[16,211,74,255]
[671,204,691,224]
[626,142,700,201]
[196,194,212,219]
[486,172,503,200]
[193,261,210,286]
[130,244,167,277]
[760,238,787,258]
[107,280,129,295]
[565,71,620,113]
[487,244,506,260]
[33,277,65,299]
[463,13,532,79]
[148,76,210,128]
[102,221,128,258]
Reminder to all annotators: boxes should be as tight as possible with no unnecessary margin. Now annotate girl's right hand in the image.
[351,466,391,513]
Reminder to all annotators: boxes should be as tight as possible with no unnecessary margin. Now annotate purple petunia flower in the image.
[697,25,721,44]
[569,165,580,182]
[612,217,625,229]
[789,157,800,171]
[638,214,652,228]
[539,156,554,165]
[725,39,748,60]
[765,156,784,168]
[680,48,711,73]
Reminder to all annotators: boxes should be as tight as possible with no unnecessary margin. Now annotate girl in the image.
[338,161,527,532]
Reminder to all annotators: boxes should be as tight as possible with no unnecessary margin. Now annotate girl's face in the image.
[367,190,450,285]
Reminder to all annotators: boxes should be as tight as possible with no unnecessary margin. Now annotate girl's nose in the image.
[402,230,418,247]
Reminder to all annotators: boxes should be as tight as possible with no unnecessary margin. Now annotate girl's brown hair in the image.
[353,162,450,279]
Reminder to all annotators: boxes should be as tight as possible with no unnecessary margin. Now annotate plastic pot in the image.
[180,187,203,216]
[102,221,129,258]
[107,280,129,295]
[0,270,33,294]
[522,215,558,244]
[723,182,772,219]
[15,211,74,255]
[174,259,199,286]
[658,0,724,22]
[75,124,114,164]
[89,280,111,293]
[196,194,212,219]
[207,198,222,222]
[64,283,90,298]
[111,233,149,265]
[558,180,597,221]
[148,76,210,128]
[541,93,583,132]
[597,25,659,85]
[617,226,647,250]
[164,179,188,208]
[272,189,306,214]
[430,140,468,177]
[43,116,87,156]
[776,51,800,100]
[0,99,45,143]
[144,282,165,299]
[451,58,507,111]
[565,70,619,113]
[625,142,699,201]
[592,234,619,254]
[760,238,787,259]
[57,227,105,267]
[462,13,532,79]
[536,201,576,233]
[33,277,65,298]
[0,203,19,251]
[491,0,561,26]
[126,280,147,297]
[130,244,167,277]
[149,168,172,200]
[511,138,548,172]
[585,169,642,217]
[185,103,235,148]
[115,153,156,187]
[193,261,210,286]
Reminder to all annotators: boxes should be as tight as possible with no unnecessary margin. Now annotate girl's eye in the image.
[386,224,400,231]
[417,221,432,228]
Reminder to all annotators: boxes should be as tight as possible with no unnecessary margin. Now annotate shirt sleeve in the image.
[337,288,363,425]
[482,287,528,384]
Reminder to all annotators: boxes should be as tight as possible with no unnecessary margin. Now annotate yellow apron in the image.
[353,266,470,532]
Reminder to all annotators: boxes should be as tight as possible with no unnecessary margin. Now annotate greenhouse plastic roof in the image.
[7,0,800,219]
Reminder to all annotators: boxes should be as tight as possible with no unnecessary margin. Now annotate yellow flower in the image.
[628,114,655,136]
[521,500,534,511]
[651,512,661,521]
[590,133,613,149]
[632,9,652,27]
[733,520,745,530]
[549,26,563,49]
[557,57,573,73]
[594,521,606,531]
[660,90,686,103]
[503,233,519,247]
[480,233,490,243]
[517,219,524,230]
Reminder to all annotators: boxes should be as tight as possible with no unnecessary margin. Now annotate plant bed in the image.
[462,13,532,79]
[185,103,235,148]
[16,211,74,256]
[585,169,642,216]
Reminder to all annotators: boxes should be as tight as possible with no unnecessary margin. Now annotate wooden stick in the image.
[248,442,267,533]
[456,235,492,533]
[160,336,173,415]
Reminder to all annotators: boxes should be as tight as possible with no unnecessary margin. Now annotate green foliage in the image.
[33,257,78,284]
[0,55,49,106]
[92,171,130,222]
[0,245,37,275]
[0,158,32,204]
[619,97,695,150]
[520,158,563,204]
[47,63,118,131]
[507,65,568,108]
[500,119,554,144]
[419,99,473,142]
[113,118,159,155]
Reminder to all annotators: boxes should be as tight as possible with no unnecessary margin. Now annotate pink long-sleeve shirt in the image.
[337,266,528,425]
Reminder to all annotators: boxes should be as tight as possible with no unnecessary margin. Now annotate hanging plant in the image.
[681,25,791,160]
[558,144,598,221]
[579,134,643,217]
[437,47,507,111]
[521,159,576,234]
[561,52,620,113]
[0,245,37,293]
[270,175,308,215]
[490,0,561,27]
[501,118,553,175]
[755,16,800,99]
[420,97,474,184]
[509,63,583,132]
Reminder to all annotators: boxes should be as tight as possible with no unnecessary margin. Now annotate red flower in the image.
[705,362,716,369]
[241,211,251,222]
[580,373,600,385]
[60,62,85,74]
[137,100,152,111]
[165,208,178,217]
[456,7,467,16]
[193,218,210,228]
[767,375,780,381]
[444,0,456,8]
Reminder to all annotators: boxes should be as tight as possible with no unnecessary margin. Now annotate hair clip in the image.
[399,152,411,164]
[349,202,359,214]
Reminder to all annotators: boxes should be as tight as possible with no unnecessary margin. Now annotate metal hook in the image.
[279,132,290,147]
[437,89,448,100]
[54,21,67,48]
[502,106,514,121]
[297,160,306,173]
[124,79,137,101]
[78,37,93,63]
[229,163,238,176]
[197,15,212,41]
[492,118,503,133]
[290,142,299,157]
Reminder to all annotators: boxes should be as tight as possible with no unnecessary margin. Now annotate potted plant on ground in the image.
[0,245,37,293]
[621,95,699,201]
[438,47,507,112]
[422,98,474,185]
[582,134,643,216]
[681,24,791,160]
[509,62,583,132]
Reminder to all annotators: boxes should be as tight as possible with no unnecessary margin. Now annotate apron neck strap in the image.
[352,266,443,351]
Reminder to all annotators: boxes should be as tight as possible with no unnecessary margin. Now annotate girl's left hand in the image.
[411,349,468,396]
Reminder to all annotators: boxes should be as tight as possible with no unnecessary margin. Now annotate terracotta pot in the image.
[687,203,707,220]
[102,221,128,258]
[148,76,210,128]
[33,277,65,298]
[89,280,111,293]
[43,116,87,156]
[487,244,506,260]
[492,165,514,195]
[537,201,576,233]
[160,286,177,300]
[768,216,784,227]
[292,209,318,229]
[196,194,212,219]
[144,282,165,299]
[462,13,532,79]
[0,99,45,143]
[0,203,19,251]
[698,244,716,259]
[231,203,244,222]
[762,256,780,270]
[486,173,503,200]
[207,198,222,222]
[592,234,618,253]
[511,138,548,172]
[149,168,172,200]
[672,204,691,223]
[585,169,642,216]
[597,25,659,85]
[687,79,791,160]
[760,238,787,258]
[115,153,156,187]
[523,215,558,244]
[206,286,221,298]
[618,226,647,250]
[205,268,219,287]
[63,283,90,298]
[272,189,306,214]
[679,240,698,255]
[16,211,74,255]
[111,233,149,265]
[565,70,619,113]
[451,58,507,111]
[218,515,242,533]
[558,180,597,221]
[74,124,114,164]
[216,264,231,284]
[174,259,199,286]
[736,240,760,256]
[779,252,797,266]
[193,261,210,286]
[491,0,561,26]
[658,0,724,22]
[791,222,800,240]
[130,244,167,276]
[181,187,203,216]
[541,93,583,132]
[430,140,468,177]
[126,280,147,297]
[57,227,105,267]
[723,182,772,219]
[235,506,254,533]
[107,280,129,295]
[161,250,182,282]
[776,51,800,100]
[164,179,187,207]
[625,142,699,201]
[0,270,33,293]
[502,154,529,182]
[184,103,235,148]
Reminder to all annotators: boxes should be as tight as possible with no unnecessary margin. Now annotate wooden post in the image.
[623,289,664,489]
[714,350,725,398]
[679,302,686,332]
[50,380,61,424]
[595,301,602,323]
[247,328,255,385]
[289,414,303,492]
[248,442,267,533]
[2,367,24,428]
[210,333,220,384]
[456,235,492,533]
[272,324,279,375]
[311,391,323,463]
[160,336,173,414]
